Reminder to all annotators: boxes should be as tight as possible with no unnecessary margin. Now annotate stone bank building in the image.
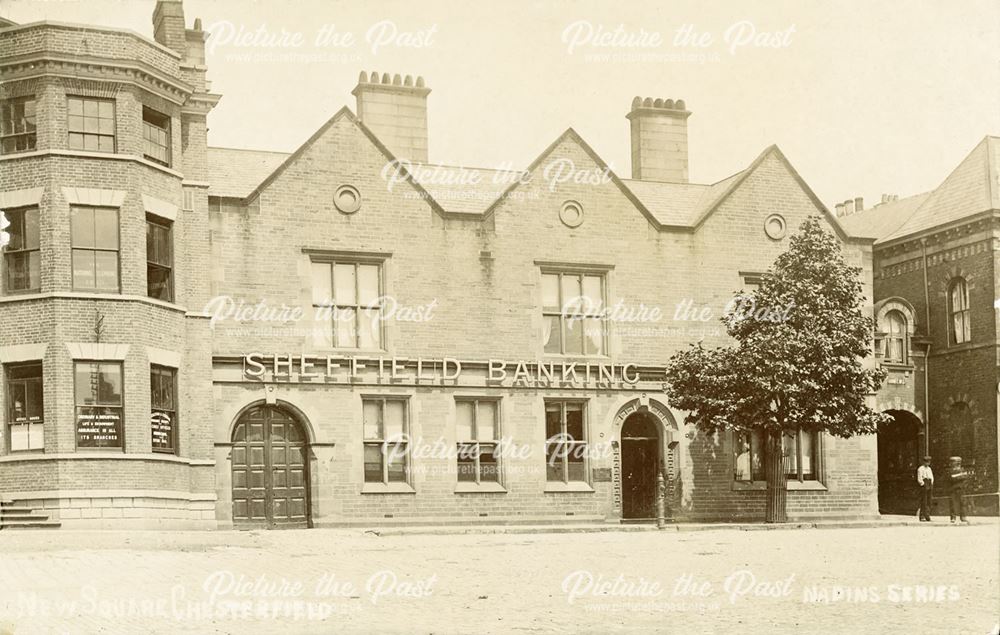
[0,0,885,529]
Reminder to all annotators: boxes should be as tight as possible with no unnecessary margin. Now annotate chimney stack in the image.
[844,199,855,215]
[854,196,863,213]
[835,203,845,217]
[626,96,691,183]
[152,0,187,55]
[353,71,430,163]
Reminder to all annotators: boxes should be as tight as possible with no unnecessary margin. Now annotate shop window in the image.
[456,399,500,484]
[71,206,119,292]
[5,363,43,451]
[3,207,40,292]
[544,400,587,483]
[362,397,409,484]
[311,260,383,349]
[74,362,124,450]
[734,429,818,482]
[67,97,115,153]
[0,96,37,154]
[948,278,970,344]
[541,271,605,355]
[150,365,177,454]
[142,106,171,166]
[146,216,173,301]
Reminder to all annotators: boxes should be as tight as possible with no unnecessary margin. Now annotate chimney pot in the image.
[627,95,691,182]
[369,71,379,83]
[835,203,845,217]
[416,76,425,88]
[404,75,413,86]
[675,99,686,110]
[393,73,402,85]
[358,71,368,83]
[844,199,855,215]
[854,196,863,212]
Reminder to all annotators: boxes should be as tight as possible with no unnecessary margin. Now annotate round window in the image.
[764,214,787,240]
[334,185,361,214]
[559,200,584,228]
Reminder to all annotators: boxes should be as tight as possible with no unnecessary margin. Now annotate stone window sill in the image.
[543,481,594,493]
[454,482,507,494]
[361,482,416,494]
[732,480,827,492]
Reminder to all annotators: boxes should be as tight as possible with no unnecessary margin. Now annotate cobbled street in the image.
[0,523,996,634]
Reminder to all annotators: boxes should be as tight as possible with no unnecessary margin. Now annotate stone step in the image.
[1,520,62,529]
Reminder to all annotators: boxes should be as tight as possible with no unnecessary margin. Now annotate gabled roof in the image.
[204,110,849,237]
[839,136,1000,244]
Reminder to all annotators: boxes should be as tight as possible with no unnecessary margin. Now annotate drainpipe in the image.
[921,238,931,456]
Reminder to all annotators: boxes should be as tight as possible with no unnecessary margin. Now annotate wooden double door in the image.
[231,406,310,528]
[621,413,662,520]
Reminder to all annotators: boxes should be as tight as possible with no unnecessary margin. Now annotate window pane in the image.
[563,318,584,355]
[358,308,380,349]
[357,265,379,306]
[750,430,765,481]
[98,364,123,405]
[334,264,356,305]
[68,98,83,116]
[84,100,98,117]
[567,444,586,482]
[311,262,332,305]
[27,423,43,450]
[94,251,119,290]
[23,208,39,249]
[147,265,171,301]
[98,100,113,119]
[71,207,95,248]
[94,209,118,249]
[457,451,477,482]
[541,274,560,310]
[98,117,114,135]
[545,443,564,482]
[97,136,114,153]
[477,401,497,441]
[734,432,752,481]
[363,444,383,483]
[68,133,85,150]
[583,317,603,356]
[456,401,474,441]
[565,403,584,441]
[72,250,96,289]
[387,444,407,482]
[480,445,499,482]
[7,382,26,420]
[800,431,815,478]
[543,315,561,354]
[561,275,583,314]
[384,401,406,440]
[545,402,562,440]
[362,401,381,439]
[582,276,602,313]
[782,432,798,477]
[311,307,333,348]
[74,363,100,405]
[335,308,356,347]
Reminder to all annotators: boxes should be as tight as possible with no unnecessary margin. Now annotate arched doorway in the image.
[877,409,922,515]
[231,405,311,528]
[621,412,661,520]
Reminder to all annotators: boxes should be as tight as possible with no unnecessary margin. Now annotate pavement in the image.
[0,520,997,634]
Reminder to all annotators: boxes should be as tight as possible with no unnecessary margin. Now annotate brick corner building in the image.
[0,0,889,529]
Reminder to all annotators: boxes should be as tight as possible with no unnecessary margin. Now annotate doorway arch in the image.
[612,398,680,521]
[877,409,923,515]
[231,404,311,528]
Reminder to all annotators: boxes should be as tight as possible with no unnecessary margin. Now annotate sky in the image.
[3,0,999,207]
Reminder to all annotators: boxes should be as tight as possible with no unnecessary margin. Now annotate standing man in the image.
[948,456,970,524]
[916,455,934,521]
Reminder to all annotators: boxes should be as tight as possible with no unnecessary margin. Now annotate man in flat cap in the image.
[916,455,934,522]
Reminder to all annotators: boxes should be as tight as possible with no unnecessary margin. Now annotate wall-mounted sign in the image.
[76,407,122,448]
[241,354,665,390]
[151,410,173,451]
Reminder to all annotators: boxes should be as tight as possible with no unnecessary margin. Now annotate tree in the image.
[664,216,889,522]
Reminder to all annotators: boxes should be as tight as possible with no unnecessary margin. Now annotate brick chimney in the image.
[153,0,187,55]
[352,71,430,163]
[626,96,691,183]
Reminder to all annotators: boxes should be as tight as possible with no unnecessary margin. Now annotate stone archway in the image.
[877,409,923,515]
[612,397,680,521]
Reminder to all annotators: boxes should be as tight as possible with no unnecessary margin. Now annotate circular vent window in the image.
[764,214,787,240]
[334,185,361,214]
[559,200,584,228]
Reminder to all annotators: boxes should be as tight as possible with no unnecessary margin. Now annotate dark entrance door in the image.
[877,410,922,515]
[231,405,310,528]
[621,413,661,520]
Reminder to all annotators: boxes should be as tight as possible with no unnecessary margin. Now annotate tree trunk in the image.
[765,430,787,523]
